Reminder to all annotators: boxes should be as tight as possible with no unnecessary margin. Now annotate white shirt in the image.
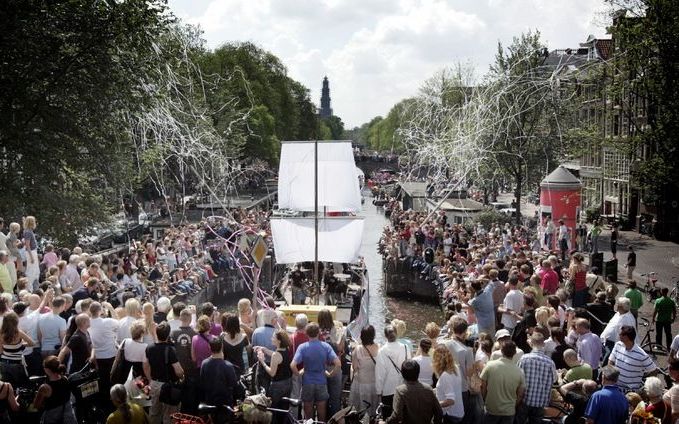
[559,225,568,240]
[490,347,524,364]
[436,370,464,418]
[375,341,409,396]
[601,312,637,343]
[413,355,433,386]
[122,338,148,363]
[117,316,137,343]
[65,264,82,292]
[501,289,524,329]
[89,316,119,359]
[19,309,41,355]
[168,318,182,333]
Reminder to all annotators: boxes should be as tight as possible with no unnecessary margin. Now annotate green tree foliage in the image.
[321,115,345,140]
[0,0,172,244]
[198,42,320,161]
[345,99,415,152]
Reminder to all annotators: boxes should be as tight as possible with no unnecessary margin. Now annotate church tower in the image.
[319,76,333,118]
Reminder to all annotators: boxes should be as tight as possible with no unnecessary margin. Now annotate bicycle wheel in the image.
[642,342,668,359]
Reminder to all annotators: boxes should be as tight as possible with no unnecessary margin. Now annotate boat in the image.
[269,140,369,334]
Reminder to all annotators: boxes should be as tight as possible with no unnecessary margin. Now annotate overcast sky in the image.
[168,0,610,127]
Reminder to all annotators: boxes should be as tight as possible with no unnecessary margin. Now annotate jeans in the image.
[326,371,343,418]
[657,321,673,348]
[515,403,545,424]
[483,413,514,424]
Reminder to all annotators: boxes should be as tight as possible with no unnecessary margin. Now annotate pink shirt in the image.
[41,252,58,268]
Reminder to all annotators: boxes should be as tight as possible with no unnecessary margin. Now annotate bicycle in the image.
[638,317,669,359]
[641,272,660,302]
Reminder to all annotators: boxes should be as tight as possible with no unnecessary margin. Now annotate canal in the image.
[360,197,443,342]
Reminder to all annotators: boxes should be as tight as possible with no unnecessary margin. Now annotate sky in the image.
[168,0,611,128]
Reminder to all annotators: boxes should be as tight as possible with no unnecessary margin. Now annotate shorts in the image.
[301,383,329,403]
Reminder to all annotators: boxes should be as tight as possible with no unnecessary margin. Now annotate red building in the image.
[540,166,582,249]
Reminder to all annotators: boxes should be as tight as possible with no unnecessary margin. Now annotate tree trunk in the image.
[514,171,523,225]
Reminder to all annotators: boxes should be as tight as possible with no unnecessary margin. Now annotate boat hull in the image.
[382,258,439,303]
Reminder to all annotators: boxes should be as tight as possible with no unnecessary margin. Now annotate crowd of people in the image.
[368,199,679,423]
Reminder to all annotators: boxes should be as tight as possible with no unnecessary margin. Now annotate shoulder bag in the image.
[110,340,133,385]
[158,345,183,406]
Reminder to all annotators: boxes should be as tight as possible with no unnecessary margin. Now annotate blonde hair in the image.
[125,299,141,317]
[9,223,20,234]
[424,322,440,340]
[237,298,251,314]
[391,319,407,338]
[535,306,554,327]
[432,344,457,376]
[23,216,36,230]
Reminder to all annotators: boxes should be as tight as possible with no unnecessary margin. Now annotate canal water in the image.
[360,198,443,342]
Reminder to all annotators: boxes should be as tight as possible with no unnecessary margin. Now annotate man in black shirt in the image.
[556,379,597,424]
[171,308,198,414]
[144,322,185,422]
[200,338,240,423]
[290,265,306,305]
[585,292,615,335]
[71,278,100,304]
[58,313,92,374]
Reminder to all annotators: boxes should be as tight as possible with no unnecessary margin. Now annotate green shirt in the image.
[564,363,592,382]
[480,357,525,416]
[655,296,676,323]
[624,288,643,310]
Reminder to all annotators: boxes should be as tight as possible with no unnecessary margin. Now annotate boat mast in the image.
[314,138,319,304]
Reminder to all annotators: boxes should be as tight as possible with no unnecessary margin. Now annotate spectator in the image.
[665,361,679,424]
[563,349,592,382]
[170,307,198,415]
[540,260,559,296]
[350,325,380,416]
[413,338,434,386]
[626,246,636,282]
[200,302,222,337]
[117,298,142,343]
[191,315,214,369]
[290,323,340,423]
[257,329,292,422]
[115,321,149,385]
[143,322,185,423]
[432,344,464,423]
[555,379,597,424]
[498,275,523,335]
[289,314,309,407]
[89,301,119,411]
[252,309,277,392]
[623,281,643,320]
[585,292,614,335]
[653,287,676,350]
[490,329,524,363]
[0,311,35,387]
[469,279,495,336]
[220,312,249,376]
[14,300,43,376]
[37,295,67,358]
[237,298,254,340]
[384,360,443,424]
[107,384,148,424]
[391,319,413,358]
[444,317,476,424]
[608,325,656,391]
[58,313,92,374]
[199,337,239,423]
[33,356,77,423]
[584,366,628,424]
[375,325,409,419]
[643,376,666,421]
[480,341,525,424]
[600,297,636,364]
[516,332,557,424]
[574,319,602,381]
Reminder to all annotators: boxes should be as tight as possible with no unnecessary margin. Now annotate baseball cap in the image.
[495,329,511,339]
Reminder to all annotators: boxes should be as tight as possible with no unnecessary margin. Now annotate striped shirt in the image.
[518,349,557,407]
[1,340,25,363]
[609,342,656,390]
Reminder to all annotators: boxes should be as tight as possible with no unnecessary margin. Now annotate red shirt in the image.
[292,329,309,354]
[541,268,559,295]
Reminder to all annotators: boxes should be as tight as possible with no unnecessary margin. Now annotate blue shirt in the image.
[470,284,495,331]
[251,325,276,352]
[293,339,337,385]
[200,357,238,407]
[584,385,629,424]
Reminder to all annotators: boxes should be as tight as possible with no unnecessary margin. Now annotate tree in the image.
[321,115,345,140]
[0,0,173,244]
[485,31,566,222]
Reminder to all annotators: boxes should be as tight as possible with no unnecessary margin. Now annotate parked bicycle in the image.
[639,317,669,360]
[669,278,679,306]
[641,272,660,302]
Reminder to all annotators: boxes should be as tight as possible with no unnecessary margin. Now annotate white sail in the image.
[271,217,364,264]
[277,141,361,212]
